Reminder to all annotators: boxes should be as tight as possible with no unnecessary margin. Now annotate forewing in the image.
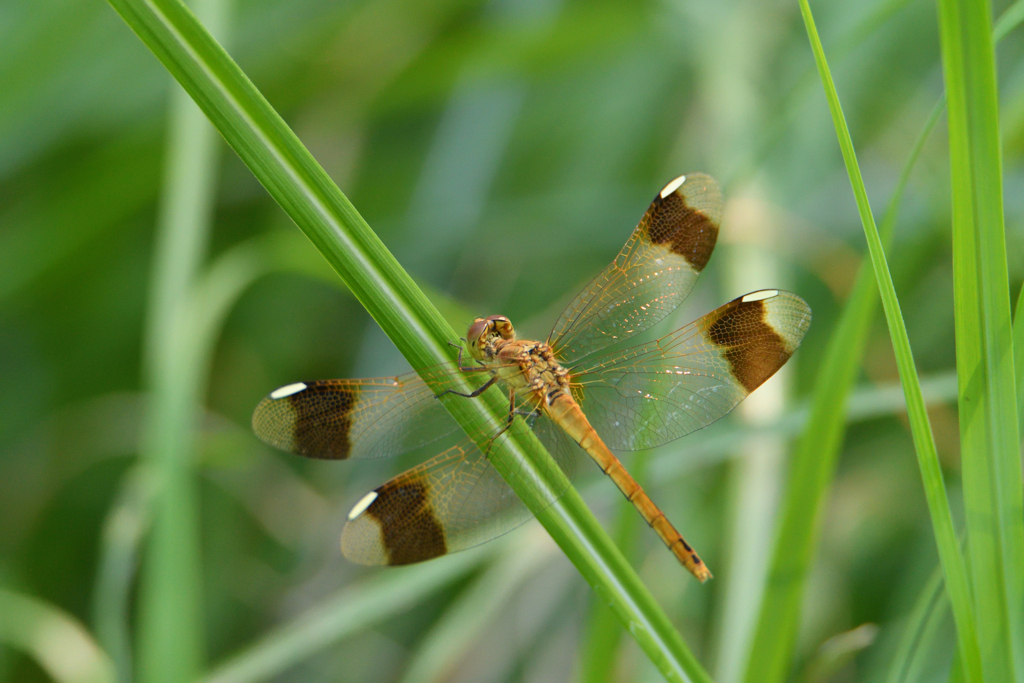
[252,366,492,460]
[341,415,578,565]
[571,290,811,451]
[548,174,722,365]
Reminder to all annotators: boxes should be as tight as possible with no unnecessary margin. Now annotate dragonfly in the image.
[252,173,811,582]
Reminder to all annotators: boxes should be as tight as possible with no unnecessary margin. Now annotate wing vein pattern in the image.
[549,173,723,365]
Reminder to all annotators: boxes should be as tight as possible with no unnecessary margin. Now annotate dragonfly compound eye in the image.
[488,316,515,339]
[466,319,489,345]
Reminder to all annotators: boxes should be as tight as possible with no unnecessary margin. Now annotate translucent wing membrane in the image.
[252,174,812,573]
[571,290,811,451]
[548,174,723,365]
[342,415,578,565]
[252,365,499,460]
[254,365,582,566]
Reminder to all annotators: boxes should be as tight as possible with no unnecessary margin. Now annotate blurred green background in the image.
[1,0,1023,680]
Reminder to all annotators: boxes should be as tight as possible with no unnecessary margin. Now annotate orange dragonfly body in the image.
[253,174,811,582]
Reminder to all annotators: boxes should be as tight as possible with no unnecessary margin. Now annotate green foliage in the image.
[105,0,713,679]
[937,0,1024,679]
[747,3,986,682]
[2,0,1023,681]
[741,92,948,683]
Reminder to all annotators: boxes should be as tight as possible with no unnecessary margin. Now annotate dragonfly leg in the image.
[447,339,485,372]
[435,374,498,400]
[480,389,522,457]
[506,391,547,424]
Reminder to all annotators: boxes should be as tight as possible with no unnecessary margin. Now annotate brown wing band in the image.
[366,479,448,565]
[645,190,719,271]
[289,384,358,459]
[707,299,791,392]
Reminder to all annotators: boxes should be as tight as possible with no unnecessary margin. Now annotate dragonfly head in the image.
[467,315,515,360]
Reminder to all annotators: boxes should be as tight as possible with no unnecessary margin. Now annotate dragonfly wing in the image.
[572,290,811,451]
[341,415,578,565]
[252,367,489,460]
[548,174,722,365]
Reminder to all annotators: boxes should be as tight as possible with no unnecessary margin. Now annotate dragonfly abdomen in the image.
[545,393,712,582]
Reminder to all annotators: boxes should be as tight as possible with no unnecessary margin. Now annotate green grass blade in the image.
[885,537,973,682]
[993,0,1024,43]
[936,0,1024,678]
[203,550,490,683]
[92,466,156,683]
[740,255,877,683]
[801,624,878,682]
[0,589,116,683]
[104,1,711,680]
[579,453,649,683]
[951,651,967,683]
[135,0,231,679]
[885,564,946,683]
[1015,283,1024,424]
[740,46,946,683]
[92,230,368,683]
[792,3,983,682]
[724,0,916,189]
[398,532,553,683]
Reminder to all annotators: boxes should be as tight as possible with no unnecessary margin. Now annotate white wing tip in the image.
[741,290,779,303]
[660,175,687,198]
[347,491,378,520]
[270,382,307,399]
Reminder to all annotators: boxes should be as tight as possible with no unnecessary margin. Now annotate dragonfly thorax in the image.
[468,316,572,404]
[508,342,572,405]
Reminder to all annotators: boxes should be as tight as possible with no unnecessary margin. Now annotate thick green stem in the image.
[937,0,1024,678]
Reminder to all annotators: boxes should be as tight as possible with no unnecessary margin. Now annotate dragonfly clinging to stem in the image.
[252,173,811,582]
